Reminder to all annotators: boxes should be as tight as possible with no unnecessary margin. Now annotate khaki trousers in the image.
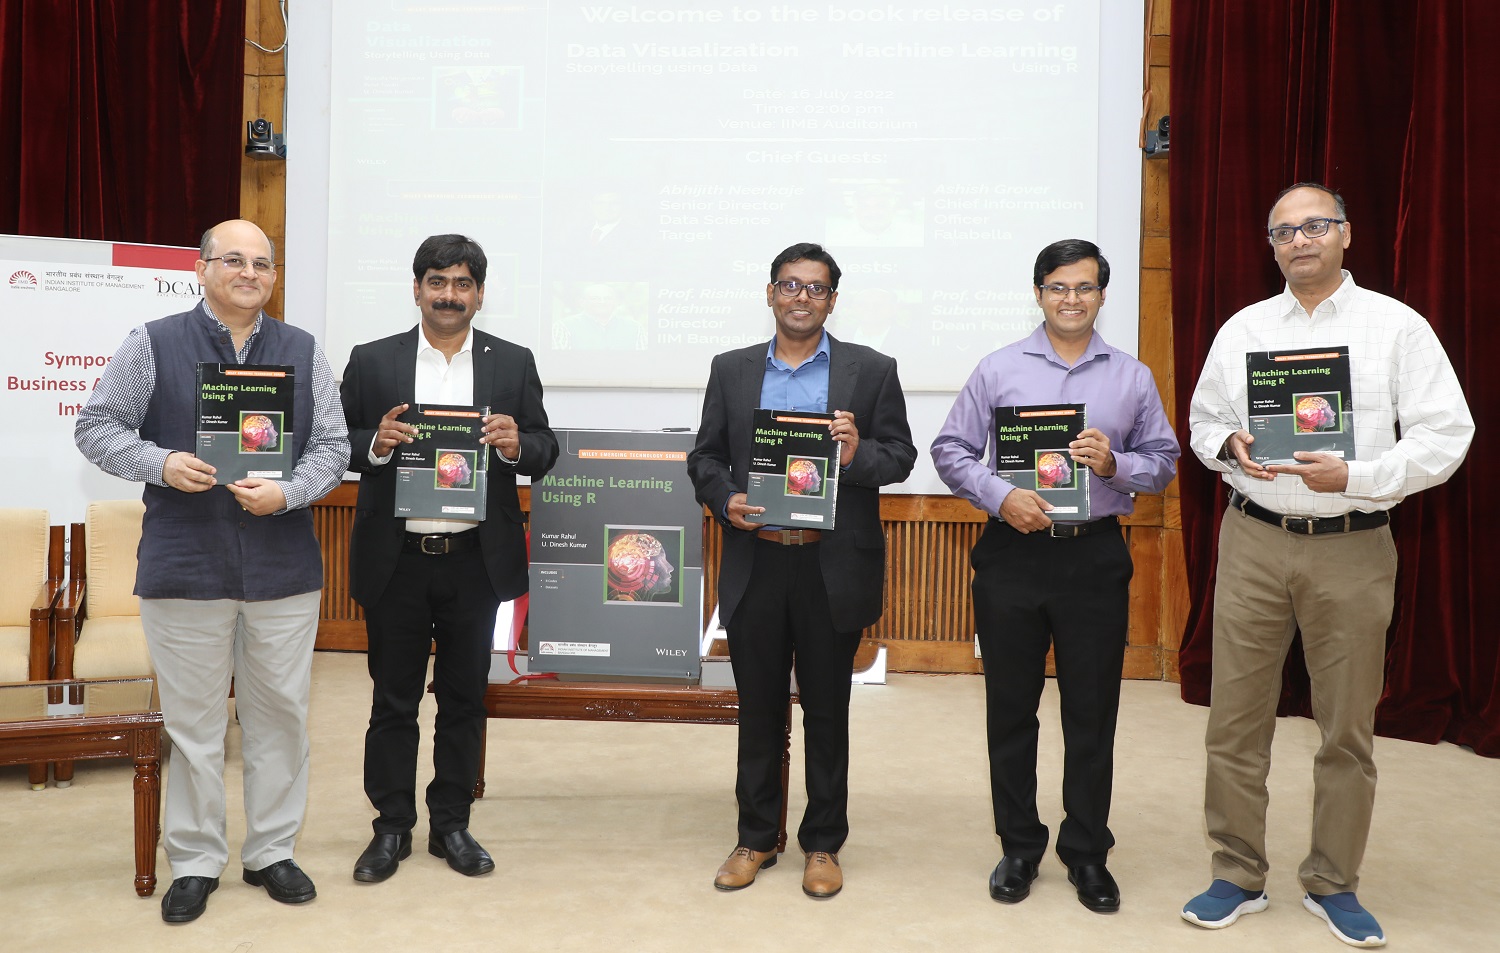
[1204,506,1396,895]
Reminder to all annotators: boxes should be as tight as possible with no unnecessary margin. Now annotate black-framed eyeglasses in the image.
[1267,218,1344,245]
[772,279,833,300]
[205,255,277,274]
[1040,284,1101,299]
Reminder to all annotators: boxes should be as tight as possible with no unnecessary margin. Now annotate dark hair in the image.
[769,242,842,290]
[1032,239,1109,288]
[412,234,487,286]
[1268,182,1347,225]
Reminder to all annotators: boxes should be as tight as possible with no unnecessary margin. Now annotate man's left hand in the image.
[227,479,287,517]
[482,413,520,461]
[1266,452,1349,492]
[1069,428,1116,478]
[831,410,859,468]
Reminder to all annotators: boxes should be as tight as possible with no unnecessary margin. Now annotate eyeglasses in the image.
[1039,284,1101,299]
[1267,218,1344,245]
[205,255,276,274]
[772,279,833,300]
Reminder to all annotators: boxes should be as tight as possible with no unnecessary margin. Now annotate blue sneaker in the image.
[1303,892,1386,948]
[1181,879,1269,928]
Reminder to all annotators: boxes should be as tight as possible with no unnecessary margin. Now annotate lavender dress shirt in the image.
[931,323,1180,521]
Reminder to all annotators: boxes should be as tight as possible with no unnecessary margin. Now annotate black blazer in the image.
[340,326,559,607]
[687,335,916,633]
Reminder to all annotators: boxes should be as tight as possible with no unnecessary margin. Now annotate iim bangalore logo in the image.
[8,270,38,289]
[155,276,204,297]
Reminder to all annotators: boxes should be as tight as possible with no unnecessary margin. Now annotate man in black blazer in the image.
[340,234,558,883]
[688,242,916,899]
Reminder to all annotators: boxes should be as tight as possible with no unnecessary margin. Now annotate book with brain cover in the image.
[992,403,1090,521]
[392,403,489,520]
[195,362,295,482]
[745,409,840,530]
[1245,347,1356,465]
[527,429,704,682]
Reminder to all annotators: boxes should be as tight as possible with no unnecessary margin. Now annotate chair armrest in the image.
[52,578,86,680]
[28,579,62,681]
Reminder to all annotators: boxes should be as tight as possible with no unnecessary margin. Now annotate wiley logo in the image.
[155,277,204,297]
[654,648,689,657]
[8,270,38,289]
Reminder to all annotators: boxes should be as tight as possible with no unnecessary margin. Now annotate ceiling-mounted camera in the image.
[246,118,286,160]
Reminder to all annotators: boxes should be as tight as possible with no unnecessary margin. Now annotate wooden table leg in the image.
[133,737,161,897]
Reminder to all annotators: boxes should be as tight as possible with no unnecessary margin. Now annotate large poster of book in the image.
[528,429,702,681]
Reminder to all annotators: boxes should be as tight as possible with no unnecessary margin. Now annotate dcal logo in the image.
[155,276,204,297]
[8,270,38,289]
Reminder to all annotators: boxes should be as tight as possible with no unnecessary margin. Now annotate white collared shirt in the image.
[1189,271,1473,516]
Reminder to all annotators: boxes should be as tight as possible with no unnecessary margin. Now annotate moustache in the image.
[432,299,467,312]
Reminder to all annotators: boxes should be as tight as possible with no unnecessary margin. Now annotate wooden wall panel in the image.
[241,0,288,319]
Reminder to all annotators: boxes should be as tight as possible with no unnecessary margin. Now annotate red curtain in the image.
[1171,1,1498,754]
[0,0,245,245]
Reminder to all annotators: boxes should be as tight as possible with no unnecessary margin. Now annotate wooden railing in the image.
[312,483,1188,679]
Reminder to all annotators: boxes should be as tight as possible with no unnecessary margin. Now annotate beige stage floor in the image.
[4,650,1496,952]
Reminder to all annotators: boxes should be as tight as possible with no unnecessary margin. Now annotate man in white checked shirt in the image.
[1180,184,1473,948]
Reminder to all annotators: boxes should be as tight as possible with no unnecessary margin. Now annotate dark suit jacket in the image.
[340,326,559,608]
[687,335,916,633]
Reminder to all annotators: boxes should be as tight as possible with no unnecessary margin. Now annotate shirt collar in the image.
[201,300,264,343]
[418,323,475,357]
[1277,269,1357,318]
[765,329,831,369]
[1020,321,1109,368]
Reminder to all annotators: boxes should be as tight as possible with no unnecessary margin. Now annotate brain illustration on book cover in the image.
[1294,394,1340,433]
[239,413,281,453]
[435,451,475,489]
[1035,451,1074,489]
[605,530,677,603]
[785,456,826,497]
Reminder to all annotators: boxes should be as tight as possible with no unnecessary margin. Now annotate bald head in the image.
[200,219,276,264]
[195,219,278,324]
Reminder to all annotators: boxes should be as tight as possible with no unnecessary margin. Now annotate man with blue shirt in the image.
[688,242,916,899]
[931,239,1179,913]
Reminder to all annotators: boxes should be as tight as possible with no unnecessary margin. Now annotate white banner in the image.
[1,234,201,525]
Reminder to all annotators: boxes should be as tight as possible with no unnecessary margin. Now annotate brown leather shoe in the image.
[803,851,842,898]
[714,846,778,890]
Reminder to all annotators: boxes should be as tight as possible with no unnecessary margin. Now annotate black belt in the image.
[1229,490,1389,535]
[402,530,481,555]
[995,516,1117,538]
[756,528,822,545]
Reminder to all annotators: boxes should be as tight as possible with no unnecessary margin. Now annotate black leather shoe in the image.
[242,858,317,904]
[161,875,218,923]
[428,829,495,876]
[354,832,413,883]
[988,856,1040,903]
[1067,863,1120,913]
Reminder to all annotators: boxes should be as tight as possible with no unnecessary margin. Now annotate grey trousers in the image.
[1203,506,1396,895]
[140,592,320,877]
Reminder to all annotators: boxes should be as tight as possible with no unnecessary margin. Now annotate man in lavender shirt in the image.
[931,239,1179,914]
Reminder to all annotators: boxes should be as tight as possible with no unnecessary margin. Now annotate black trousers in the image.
[726,539,861,854]
[364,545,499,836]
[971,518,1132,867]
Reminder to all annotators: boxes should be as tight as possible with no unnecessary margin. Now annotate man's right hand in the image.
[1225,430,1274,481]
[162,452,216,492]
[372,403,417,457]
[725,492,767,532]
[998,488,1054,533]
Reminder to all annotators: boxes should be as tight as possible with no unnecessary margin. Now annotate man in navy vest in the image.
[76,219,350,923]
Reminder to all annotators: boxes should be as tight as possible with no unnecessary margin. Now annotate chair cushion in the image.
[0,626,33,682]
[0,509,48,627]
[73,615,154,679]
[85,500,145,619]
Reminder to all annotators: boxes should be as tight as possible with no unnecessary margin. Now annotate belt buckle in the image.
[1279,515,1314,536]
[782,529,803,545]
[419,534,449,555]
[1049,524,1072,539]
